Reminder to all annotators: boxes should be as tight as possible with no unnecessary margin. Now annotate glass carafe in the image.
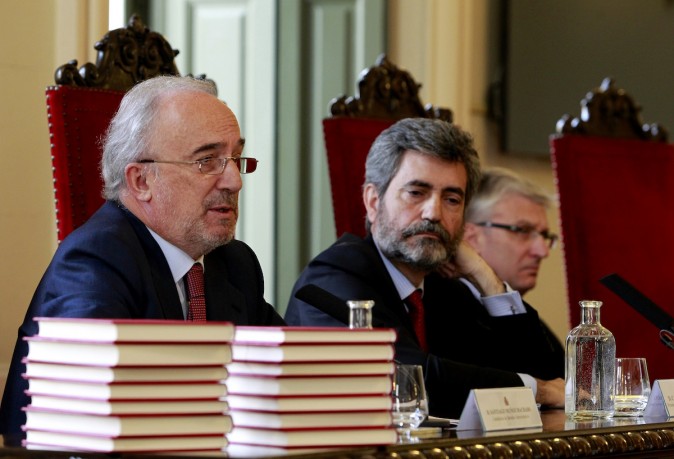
[565,300,616,419]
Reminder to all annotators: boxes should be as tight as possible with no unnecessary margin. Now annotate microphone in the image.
[600,273,674,351]
[294,284,350,325]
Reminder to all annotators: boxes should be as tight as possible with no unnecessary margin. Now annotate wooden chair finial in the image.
[556,77,668,142]
[54,15,180,92]
[328,54,452,122]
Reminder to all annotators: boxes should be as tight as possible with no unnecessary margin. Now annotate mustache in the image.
[401,221,450,243]
[204,192,238,209]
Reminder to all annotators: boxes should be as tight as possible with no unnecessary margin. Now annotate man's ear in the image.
[363,183,380,225]
[124,163,152,202]
[463,222,481,247]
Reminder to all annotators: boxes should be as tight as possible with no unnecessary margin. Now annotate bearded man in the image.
[285,118,563,419]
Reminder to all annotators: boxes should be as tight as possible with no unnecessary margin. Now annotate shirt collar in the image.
[147,228,204,283]
[374,240,424,300]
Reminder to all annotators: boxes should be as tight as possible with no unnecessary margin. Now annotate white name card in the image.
[643,379,674,417]
[457,387,542,432]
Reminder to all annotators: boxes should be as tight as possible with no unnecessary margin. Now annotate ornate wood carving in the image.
[556,77,668,142]
[369,426,674,459]
[54,15,180,92]
[328,54,453,123]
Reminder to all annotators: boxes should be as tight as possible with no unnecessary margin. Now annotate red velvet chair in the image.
[323,55,452,239]
[47,15,180,241]
[551,78,673,381]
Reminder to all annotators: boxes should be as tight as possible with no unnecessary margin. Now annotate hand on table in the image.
[535,377,564,408]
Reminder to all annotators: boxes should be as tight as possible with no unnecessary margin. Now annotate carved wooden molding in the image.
[54,15,180,92]
[556,77,668,142]
[371,426,674,459]
[270,426,674,459]
[328,54,453,123]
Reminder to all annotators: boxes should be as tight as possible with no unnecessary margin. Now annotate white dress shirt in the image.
[147,228,204,319]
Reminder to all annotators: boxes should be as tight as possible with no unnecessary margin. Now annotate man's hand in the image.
[437,241,505,296]
[535,377,564,408]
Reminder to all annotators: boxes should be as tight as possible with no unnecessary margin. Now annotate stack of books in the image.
[21,317,234,453]
[225,326,398,456]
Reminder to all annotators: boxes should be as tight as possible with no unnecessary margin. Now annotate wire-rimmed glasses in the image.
[138,156,258,175]
[476,221,558,249]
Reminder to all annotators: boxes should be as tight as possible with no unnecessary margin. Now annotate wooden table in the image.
[3,410,674,458]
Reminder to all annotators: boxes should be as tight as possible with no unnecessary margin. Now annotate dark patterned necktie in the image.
[405,289,428,352]
[185,263,207,321]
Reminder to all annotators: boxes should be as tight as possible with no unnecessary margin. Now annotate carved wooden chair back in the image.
[47,15,180,241]
[323,54,452,238]
[551,77,673,381]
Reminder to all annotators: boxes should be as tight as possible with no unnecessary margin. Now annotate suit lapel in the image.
[341,234,413,330]
[361,235,427,336]
[203,255,244,322]
[119,205,185,320]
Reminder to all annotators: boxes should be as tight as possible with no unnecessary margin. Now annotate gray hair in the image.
[465,167,553,223]
[364,118,481,230]
[101,75,218,202]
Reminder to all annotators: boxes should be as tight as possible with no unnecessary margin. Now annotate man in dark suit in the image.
[0,76,284,440]
[459,167,564,379]
[285,118,563,419]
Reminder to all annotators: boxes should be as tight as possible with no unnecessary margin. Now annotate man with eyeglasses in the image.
[286,118,564,420]
[463,167,558,296]
[0,76,284,440]
[455,167,565,379]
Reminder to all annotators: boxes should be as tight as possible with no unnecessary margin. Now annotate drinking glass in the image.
[391,364,429,442]
[347,300,374,329]
[614,357,651,416]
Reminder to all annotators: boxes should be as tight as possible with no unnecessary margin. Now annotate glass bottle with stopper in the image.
[565,300,616,419]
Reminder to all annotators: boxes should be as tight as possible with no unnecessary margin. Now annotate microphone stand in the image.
[600,273,674,352]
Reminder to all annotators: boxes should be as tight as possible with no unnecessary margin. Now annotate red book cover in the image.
[25,377,228,400]
[233,326,396,344]
[226,393,393,413]
[22,359,228,383]
[225,373,392,396]
[226,425,397,447]
[227,408,392,429]
[226,360,394,377]
[27,394,228,415]
[34,317,234,343]
[22,407,232,437]
[24,337,232,366]
[24,430,228,453]
[231,342,394,363]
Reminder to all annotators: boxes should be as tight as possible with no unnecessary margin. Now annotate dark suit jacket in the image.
[285,234,564,419]
[0,202,284,439]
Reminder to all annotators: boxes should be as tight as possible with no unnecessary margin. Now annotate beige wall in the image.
[0,0,109,397]
[389,0,570,345]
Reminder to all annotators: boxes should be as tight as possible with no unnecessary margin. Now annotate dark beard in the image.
[375,214,462,272]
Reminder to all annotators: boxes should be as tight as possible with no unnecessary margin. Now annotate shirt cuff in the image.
[482,287,527,316]
[518,373,537,396]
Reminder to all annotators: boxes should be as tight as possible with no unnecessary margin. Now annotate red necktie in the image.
[185,263,207,322]
[406,289,428,352]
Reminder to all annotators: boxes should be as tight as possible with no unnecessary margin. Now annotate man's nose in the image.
[421,195,442,221]
[216,160,243,192]
[531,232,550,258]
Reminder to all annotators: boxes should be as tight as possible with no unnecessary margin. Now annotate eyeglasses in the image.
[476,221,559,249]
[138,157,258,175]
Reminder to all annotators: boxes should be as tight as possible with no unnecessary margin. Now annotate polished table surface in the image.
[3,410,674,458]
